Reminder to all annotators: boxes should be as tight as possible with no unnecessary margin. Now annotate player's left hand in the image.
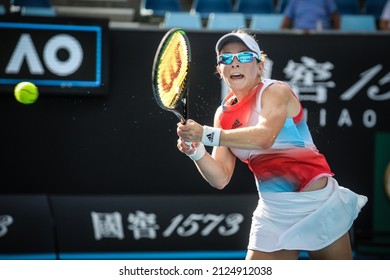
[177,119,202,143]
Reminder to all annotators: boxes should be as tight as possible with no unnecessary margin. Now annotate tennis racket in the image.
[152,28,191,125]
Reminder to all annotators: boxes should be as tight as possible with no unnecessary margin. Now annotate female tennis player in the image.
[176,30,367,260]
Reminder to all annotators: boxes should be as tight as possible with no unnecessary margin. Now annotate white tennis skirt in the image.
[247,177,368,252]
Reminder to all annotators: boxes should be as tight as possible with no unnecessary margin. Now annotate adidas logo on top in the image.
[232,119,242,129]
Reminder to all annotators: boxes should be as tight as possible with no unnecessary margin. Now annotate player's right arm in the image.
[193,108,236,190]
[191,144,236,190]
[177,108,236,190]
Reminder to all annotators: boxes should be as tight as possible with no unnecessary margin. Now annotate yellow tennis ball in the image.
[14,82,39,104]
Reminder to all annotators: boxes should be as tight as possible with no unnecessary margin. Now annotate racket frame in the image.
[151,28,191,124]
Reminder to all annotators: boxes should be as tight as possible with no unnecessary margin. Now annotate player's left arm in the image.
[219,83,300,150]
[177,83,299,150]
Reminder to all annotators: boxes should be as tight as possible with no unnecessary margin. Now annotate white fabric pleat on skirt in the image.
[247,177,368,252]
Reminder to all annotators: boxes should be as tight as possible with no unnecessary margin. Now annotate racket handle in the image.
[181,120,192,146]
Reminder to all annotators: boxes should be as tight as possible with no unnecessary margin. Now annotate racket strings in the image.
[157,33,189,108]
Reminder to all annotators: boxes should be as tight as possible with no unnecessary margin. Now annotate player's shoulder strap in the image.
[255,78,277,108]
[257,78,303,123]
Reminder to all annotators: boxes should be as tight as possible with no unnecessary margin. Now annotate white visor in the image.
[215,33,261,59]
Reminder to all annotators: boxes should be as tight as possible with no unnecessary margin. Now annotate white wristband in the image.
[201,125,221,147]
[188,143,206,161]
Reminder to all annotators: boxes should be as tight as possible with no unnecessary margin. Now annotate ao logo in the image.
[6,33,83,76]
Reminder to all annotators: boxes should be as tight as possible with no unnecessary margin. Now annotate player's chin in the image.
[230,83,246,92]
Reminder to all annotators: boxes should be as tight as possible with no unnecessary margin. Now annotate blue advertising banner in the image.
[0,17,109,94]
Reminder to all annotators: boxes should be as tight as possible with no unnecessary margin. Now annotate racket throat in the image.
[172,110,186,124]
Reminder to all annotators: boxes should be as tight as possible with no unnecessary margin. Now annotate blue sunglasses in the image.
[217,51,260,65]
